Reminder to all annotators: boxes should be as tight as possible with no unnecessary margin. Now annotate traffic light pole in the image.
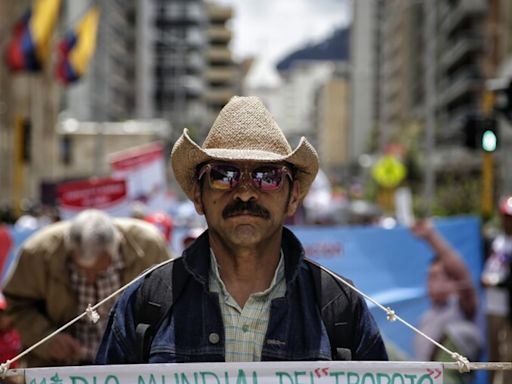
[482,151,494,216]
[481,90,495,218]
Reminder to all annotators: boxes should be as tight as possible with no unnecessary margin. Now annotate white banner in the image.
[109,141,169,213]
[57,177,131,219]
[23,361,443,384]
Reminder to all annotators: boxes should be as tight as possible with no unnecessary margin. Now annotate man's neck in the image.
[211,243,282,307]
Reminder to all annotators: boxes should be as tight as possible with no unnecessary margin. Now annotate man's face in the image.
[427,261,454,306]
[72,249,113,283]
[193,161,300,249]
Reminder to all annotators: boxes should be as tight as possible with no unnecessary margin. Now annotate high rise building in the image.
[65,0,209,135]
[316,68,350,184]
[148,0,208,133]
[350,0,379,161]
[436,0,488,145]
[0,0,61,206]
[64,0,137,122]
[0,0,214,205]
[371,0,509,151]
[373,0,424,150]
[362,0,512,211]
[204,2,237,126]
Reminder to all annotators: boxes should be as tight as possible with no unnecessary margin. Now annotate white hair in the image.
[67,209,120,265]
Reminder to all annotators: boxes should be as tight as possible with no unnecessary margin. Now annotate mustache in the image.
[222,200,270,219]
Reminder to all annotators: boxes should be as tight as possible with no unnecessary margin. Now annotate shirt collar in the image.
[209,249,285,296]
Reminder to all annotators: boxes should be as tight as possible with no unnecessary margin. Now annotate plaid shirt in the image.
[69,254,124,362]
[209,251,286,361]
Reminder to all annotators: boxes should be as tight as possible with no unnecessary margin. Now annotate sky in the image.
[214,0,352,86]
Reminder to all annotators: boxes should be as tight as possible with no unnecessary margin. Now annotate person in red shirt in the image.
[144,211,174,245]
[0,292,21,368]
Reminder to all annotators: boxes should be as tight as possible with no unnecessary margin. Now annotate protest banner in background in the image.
[109,141,169,213]
[23,361,443,384]
[57,177,130,219]
[292,216,483,359]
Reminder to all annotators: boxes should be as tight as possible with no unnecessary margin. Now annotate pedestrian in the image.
[144,211,174,245]
[481,195,512,384]
[96,96,388,364]
[3,209,170,367]
[181,226,204,249]
[412,219,482,383]
[0,293,21,368]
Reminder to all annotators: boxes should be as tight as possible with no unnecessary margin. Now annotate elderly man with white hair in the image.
[3,209,170,367]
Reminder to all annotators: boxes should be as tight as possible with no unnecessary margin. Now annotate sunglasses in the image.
[198,163,293,192]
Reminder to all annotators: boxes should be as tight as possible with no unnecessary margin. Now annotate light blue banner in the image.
[292,216,483,359]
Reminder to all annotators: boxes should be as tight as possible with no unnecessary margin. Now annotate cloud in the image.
[216,0,351,65]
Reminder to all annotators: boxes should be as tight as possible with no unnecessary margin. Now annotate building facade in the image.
[0,0,240,209]
[316,71,350,186]
[204,2,237,127]
[353,0,512,212]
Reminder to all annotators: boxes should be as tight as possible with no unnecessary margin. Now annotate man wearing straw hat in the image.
[96,96,388,363]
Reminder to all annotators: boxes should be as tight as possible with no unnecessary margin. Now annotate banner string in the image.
[2,257,512,377]
[306,260,472,370]
[0,257,175,376]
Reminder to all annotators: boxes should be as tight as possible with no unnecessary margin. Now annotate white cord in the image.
[307,259,472,373]
[0,256,506,377]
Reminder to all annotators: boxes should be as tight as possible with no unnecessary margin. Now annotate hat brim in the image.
[171,128,319,201]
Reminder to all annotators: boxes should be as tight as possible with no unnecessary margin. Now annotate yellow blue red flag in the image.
[56,6,100,84]
[4,0,61,72]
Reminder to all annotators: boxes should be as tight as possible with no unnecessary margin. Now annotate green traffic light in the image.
[482,130,497,152]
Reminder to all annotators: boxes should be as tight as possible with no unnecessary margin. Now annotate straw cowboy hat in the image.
[171,96,319,201]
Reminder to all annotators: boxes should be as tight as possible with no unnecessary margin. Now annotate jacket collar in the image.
[182,227,305,288]
[115,223,146,266]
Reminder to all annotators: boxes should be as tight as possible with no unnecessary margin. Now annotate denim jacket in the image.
[95,228,388,363]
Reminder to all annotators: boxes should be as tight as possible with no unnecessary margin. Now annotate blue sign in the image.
[292,216,483,359]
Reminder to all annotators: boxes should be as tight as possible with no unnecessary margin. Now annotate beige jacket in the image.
[3,217,171,367]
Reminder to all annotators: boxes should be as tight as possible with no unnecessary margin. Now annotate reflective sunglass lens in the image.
[202,163,290,191]
[253,167,283,191]
[210,165,240,190]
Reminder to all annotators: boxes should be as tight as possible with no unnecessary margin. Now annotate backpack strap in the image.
[306,258,352,360]
[134,257,188,362]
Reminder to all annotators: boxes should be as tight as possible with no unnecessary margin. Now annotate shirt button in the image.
[242,324,249,332]
[209,333,220,344]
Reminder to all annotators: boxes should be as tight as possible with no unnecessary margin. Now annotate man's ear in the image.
[286,181,301,216]
[192,182,205,215]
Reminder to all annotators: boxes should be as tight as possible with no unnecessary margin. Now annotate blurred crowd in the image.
[0,201,60,228]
